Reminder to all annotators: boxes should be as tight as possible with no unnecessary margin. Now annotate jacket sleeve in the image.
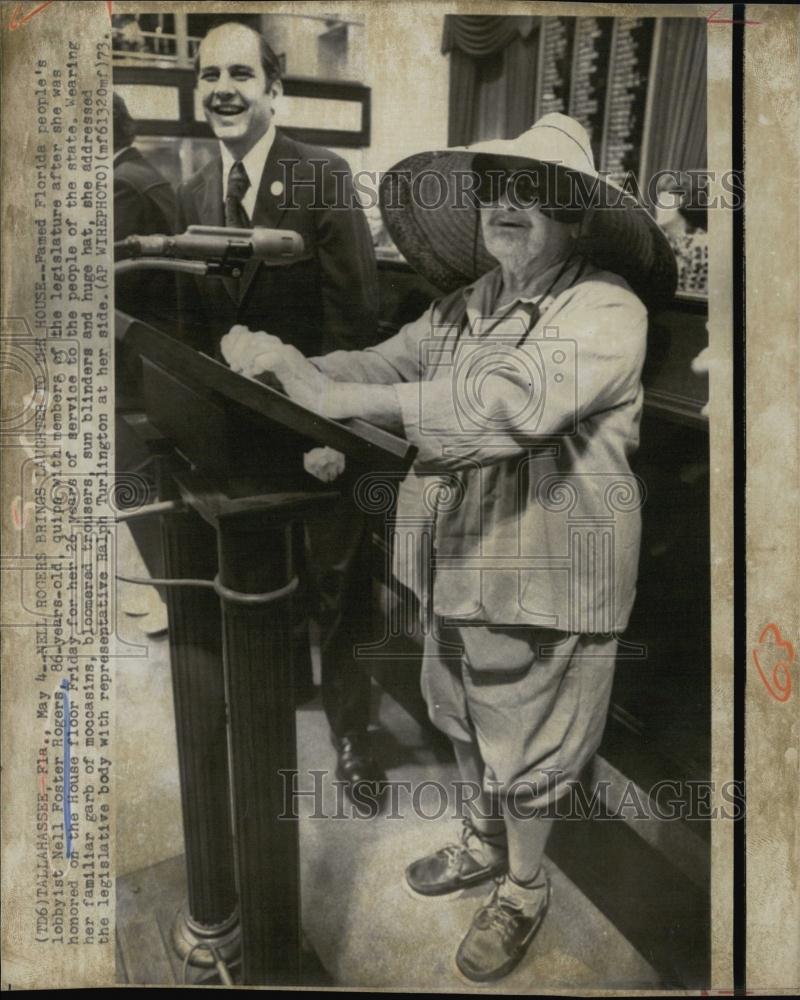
[315,156,379,353]
[310,290,464,384]
[393,280,649,471]
[113,178,147,243]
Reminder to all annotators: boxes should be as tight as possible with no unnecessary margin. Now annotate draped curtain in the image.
[443,15,538,145]
[643,18,707,180]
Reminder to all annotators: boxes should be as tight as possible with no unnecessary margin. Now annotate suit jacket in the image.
[175,129,378,359]
[114,146,178,398]
[114,145,177,242]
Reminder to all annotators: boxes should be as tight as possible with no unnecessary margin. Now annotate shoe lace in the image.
[441,819,501,871]
[483,874,550,932]
[482,880,526,933]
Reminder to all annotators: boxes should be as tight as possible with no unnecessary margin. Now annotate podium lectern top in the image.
[117,312,417,475]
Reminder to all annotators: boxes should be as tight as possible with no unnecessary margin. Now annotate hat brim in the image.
[379,149,677,312]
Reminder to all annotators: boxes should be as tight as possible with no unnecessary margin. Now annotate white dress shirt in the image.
[219,122,276,223]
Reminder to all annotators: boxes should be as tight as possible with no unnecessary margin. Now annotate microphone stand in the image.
[114,225,304,279]
[114,249,254,280]
[115,258,212,277]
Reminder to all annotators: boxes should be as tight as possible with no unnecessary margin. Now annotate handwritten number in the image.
[752,622,795,703]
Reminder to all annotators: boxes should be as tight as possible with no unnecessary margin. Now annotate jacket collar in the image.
[219,122,276,216]
[249,127,295,229]
[459,254,590,334]
[242,129,298,302]
[195,154,224,229]
[462,254,588,305]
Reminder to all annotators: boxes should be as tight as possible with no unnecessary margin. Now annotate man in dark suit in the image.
[113,93,178,627]
[113,92,177,340]
[175,21,377,359]
[176,19,384,798]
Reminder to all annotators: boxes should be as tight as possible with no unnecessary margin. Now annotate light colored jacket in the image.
[314,257,648,633]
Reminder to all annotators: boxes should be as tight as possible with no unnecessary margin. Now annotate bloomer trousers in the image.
[421,620,618,808]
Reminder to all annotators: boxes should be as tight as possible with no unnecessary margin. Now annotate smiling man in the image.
[176,19,377,356]
[174,18,385,803]
[197,22,278,166]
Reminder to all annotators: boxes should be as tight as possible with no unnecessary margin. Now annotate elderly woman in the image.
[222,113,675,983]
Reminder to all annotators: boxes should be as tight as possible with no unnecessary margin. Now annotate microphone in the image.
[119,225,305,263]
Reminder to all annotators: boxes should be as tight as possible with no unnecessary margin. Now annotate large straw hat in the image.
[379,113,677,311]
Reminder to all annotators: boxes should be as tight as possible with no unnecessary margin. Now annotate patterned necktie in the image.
[225,160,250,228]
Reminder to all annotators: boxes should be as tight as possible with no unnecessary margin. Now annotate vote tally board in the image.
[538,16,656,184]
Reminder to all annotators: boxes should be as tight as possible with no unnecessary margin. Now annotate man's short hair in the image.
[113,92,136,152]
[194,19,282,88]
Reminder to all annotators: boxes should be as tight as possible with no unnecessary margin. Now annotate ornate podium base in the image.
[171,904,241,969]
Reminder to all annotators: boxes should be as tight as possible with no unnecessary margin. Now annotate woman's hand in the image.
[220,326,403,428]
[222,324,285,374]
[221,325,342,417]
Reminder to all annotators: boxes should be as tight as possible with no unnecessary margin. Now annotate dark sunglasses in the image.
[475,168,541,208]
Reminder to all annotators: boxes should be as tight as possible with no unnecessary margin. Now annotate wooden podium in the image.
[116,313,416,985]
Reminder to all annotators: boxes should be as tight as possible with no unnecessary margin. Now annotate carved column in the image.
[156,462,240,966]
[214,505,305,985]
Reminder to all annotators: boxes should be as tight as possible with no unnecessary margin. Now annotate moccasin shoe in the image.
[405,820,508,897]
[455,870,552,982]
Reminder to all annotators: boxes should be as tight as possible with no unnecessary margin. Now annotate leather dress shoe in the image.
[332,734,386,806]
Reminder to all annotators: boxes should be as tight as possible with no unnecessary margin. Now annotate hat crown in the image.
[469,112,597,176]
[379,112,678,310]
